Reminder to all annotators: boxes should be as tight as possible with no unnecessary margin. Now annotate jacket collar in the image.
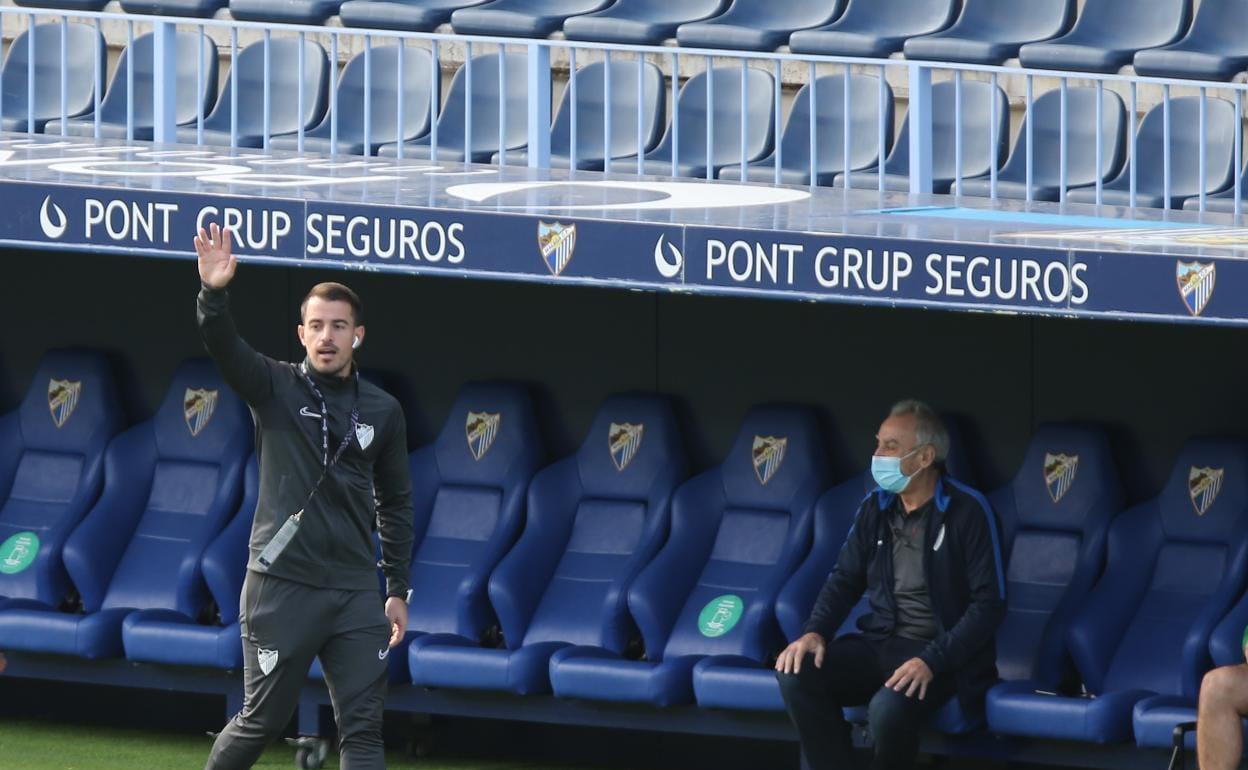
[874,473,951,514]
[300,357,355,392]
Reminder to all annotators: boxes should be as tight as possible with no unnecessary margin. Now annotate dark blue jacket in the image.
[803,475,1007,708]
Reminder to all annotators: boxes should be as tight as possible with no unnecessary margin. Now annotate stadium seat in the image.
[12,0,108,13]
[119,0,226,18]
[958,87,1126,202]
[450,0,612,38]
[788,0,958,59]
[548,405,829,707]
[378,52,529,163]
[408,395,689,695]
[0,351,123,609]
[903,0,1077,66]
[1018,0,1190,74]
[833,79,1007,194]
[270,45,434,157]
[562,0,729,46]
[491,60,666,171]
[717,73,892,187]
[56,31,218,141]
[674,0,845,53]
[122,454,257,670]
[174,38,329,149]
[1066,96,1236,210]
[988,437,1248,744]
[0,360,250,659]
[339,0,488,31]
[229,0,343,24]
[0,22,105,134]
[626,66,775,181]
[1182,172,1248,213]
[1133,0,1248,82]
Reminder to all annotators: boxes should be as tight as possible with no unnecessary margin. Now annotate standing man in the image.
[195,223,414,770]
[775,400,1005,770]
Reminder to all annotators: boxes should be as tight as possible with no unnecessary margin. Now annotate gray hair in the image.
[888,399,950,462]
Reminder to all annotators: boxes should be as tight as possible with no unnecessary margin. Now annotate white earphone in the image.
[352,335,360,350]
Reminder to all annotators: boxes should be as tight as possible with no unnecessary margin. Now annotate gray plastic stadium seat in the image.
[450,0,612,38]
[494,60,665,171]
[230,0,343,24]
[0,23,104,134]
[675,0,845,52]
[903,0,1076,65]
[173,38,328,148]
[1182,170,1248,213]
[55,32,217,141]
[563,0,729,46]
[833,80,1007,194]
[13,0,107,11]
[719,74,892,187]
[620,66,774,180]
[1019,0,1189,74]
[120,0,226,17]
[1067,96,1236,210]
[339,0,487,32]
[1134,0,1248,81]
[959,87,1125,201]
[270,46,433,157]
[788,0,957,59]
[378,52,529,163]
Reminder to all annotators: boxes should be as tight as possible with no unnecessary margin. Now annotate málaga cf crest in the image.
[1043,453,1079,503]
[752,436,788,485]
[47,379,81,429]
[608,423,644,472]
[466,412,501,461]
[1176,261,1216,317]
[538,221,576,276]
[1189,466,1225,516]
[183,388,219,437]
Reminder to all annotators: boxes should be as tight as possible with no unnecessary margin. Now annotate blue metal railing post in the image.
[152,20,177,142]
[526,43,551,168]
[908,64,933,195]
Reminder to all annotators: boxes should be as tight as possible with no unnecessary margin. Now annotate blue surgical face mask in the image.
[871,447,922,494]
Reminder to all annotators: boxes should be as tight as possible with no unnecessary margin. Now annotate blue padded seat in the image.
[0,360,250,659]
[174,38,329,149]
[788,0,958,59]
[230,0,344,24]
[450,0,612,38]
[562,0,728,46]
[0,351,123,608]
[122,455,257,670]
[57,31,218,142]
[339,0,489,31]
[270,45,435,157]
[1018,0,1190,74]
[988,438,1248,744]
[718,73,892,187]
[549,405,829,707]
[674,0,844,53]
[1133,0,1248,82]
[903,0,1077,66]
[408,395,688,694]
[0,22,105,134]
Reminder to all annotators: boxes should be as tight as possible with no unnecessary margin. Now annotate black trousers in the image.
[205,570,392,770]
[776,635,957,770]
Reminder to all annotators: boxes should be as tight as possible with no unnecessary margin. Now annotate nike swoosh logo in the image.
[378,649,389,660]
[299,407,320,419]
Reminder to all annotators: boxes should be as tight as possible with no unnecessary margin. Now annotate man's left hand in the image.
[885,657,934,700]
[385,596,408,648]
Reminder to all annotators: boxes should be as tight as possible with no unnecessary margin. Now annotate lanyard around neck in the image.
[298,361,361,471]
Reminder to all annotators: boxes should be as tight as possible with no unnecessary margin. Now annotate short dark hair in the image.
[300,282,363,325]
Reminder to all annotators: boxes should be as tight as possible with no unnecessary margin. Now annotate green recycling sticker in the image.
[0,531,38,575]
[698,594,744,638]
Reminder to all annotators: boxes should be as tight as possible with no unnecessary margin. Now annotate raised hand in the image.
[194,223,237,290]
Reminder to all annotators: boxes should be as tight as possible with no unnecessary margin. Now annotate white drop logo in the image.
[654,234,684,279]
[39,195,67,240]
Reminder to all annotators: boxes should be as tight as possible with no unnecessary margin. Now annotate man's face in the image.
[875,413,928,477]
[297,297,361,377]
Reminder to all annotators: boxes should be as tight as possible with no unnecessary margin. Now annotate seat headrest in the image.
[720,405,830,509]
[1157,437,1248,543]
[152,359,250,461]
[575,394,687,497]
[1008,423,1121,532]
[19,349,122,451]
[434,382,541,484]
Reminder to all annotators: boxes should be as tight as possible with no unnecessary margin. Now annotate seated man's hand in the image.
[775,632,825,675]
[885,657,933,699]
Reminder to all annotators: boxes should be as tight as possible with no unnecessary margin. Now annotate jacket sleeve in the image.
[197,285,276,407]
[373,402,414,599]
[802,501,873,641]
[919,500,1007,675]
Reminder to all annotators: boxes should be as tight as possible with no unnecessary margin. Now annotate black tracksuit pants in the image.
[205,570,392,770]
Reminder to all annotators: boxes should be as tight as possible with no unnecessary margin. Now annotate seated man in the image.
[1198,646,1248,770]
[776,399,1006,770]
